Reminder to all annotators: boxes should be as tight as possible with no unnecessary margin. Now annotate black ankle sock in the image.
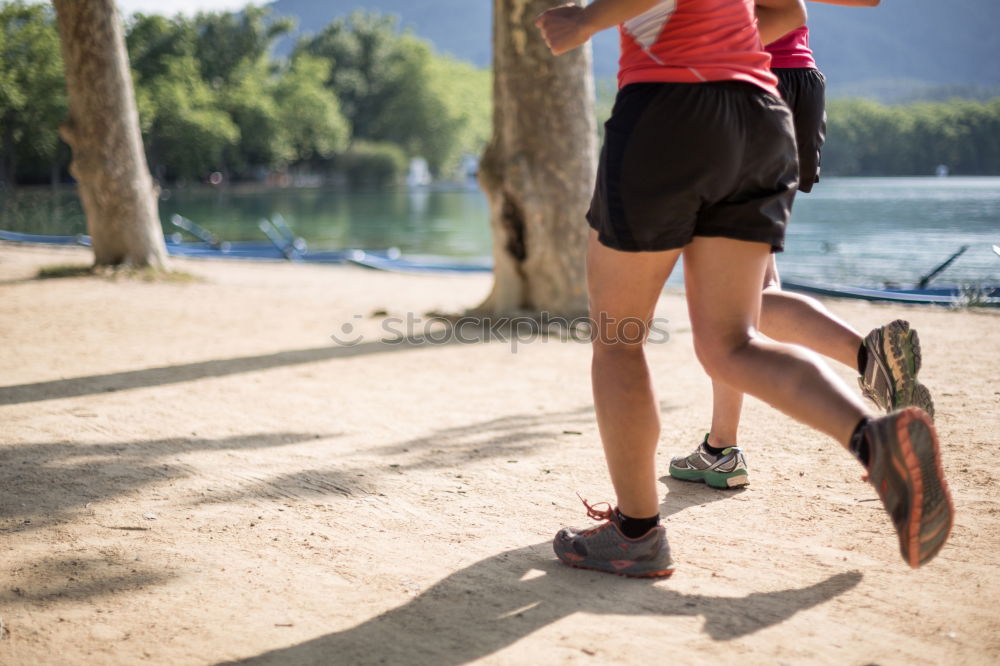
[849,417,872,469]
[615,508,660,538]
[857,342,869,375]
[703,441,728,456]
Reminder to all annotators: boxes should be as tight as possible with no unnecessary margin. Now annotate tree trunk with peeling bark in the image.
[53,0,167,268]
[476,0,597,316]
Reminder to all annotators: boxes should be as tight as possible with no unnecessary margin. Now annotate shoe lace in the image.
[576,492,614,522]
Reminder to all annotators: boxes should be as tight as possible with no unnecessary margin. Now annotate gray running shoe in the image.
[553,498,673,578]
[863,407,953,568]
[668,435,749,489]
[859,319,935,417]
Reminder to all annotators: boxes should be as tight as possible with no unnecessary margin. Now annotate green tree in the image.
[127,13,213,179]
[126,9,303,180]
[824,98,1000,176]
[369,34,456,173]
[424,54,491,178]
[126,12,195,84]
[191,5,293,86]
[142,55,239,181]
[218,55,289,174]
[296,12,399,140]
[0,1,66,185]
[297,11,464,174]
[274,54,351,164]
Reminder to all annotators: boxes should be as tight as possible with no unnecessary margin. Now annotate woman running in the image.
[535,0,952,577]
[668,0,936,491]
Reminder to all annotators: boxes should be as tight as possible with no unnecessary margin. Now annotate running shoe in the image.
[863,407,953,568]
[668,434,749,488]
[859,319,935,417]
[553,497,673,578]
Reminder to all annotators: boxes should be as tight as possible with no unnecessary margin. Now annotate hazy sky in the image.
[116,0,253,15]
[26,1,256,15]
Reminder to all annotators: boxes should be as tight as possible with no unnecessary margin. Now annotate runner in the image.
[669,0,937,491]
[534,0,953,576]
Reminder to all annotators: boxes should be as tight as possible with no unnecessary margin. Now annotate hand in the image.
[534,4,592,55]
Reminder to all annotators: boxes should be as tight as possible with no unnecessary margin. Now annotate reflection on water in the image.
[784,177,1000,286]
[1,177,998,286]
[0,186,492,259]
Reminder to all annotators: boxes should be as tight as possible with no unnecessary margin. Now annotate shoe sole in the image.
[887,408,954,568]
[556,559,675,578]
[882,321,936,418]
[669,467,749,489]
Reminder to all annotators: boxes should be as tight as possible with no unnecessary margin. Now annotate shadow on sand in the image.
[0,338,451,406]
[0,432,338,526]
[221,542,861,665]
[658,474,748,518]
[0,321,594,406]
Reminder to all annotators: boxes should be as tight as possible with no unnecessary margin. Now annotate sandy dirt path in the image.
[1,243,998,665]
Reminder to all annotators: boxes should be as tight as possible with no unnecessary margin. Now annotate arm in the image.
[810,0,880,6]
[755,0,808,45]
[535,0,661,56]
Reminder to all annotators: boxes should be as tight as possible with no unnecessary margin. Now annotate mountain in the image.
[268,0,491,65]
[268,0,1000,95]
[806,0,1000,93]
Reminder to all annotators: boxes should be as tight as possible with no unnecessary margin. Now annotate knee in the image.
[593,338,647,362]
[692,332,751,381]
[590,314,650,355]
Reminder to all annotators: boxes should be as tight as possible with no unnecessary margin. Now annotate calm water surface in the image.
[2,177,997,287]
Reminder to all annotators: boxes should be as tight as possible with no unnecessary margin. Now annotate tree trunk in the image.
[52,0,167,268]
[476,0,597,316]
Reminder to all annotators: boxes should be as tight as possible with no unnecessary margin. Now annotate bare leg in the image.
[589,232,870,517]
[684,239,950,570]
[708,255,865,447]
[683,237,869,447]
[587,231,680,518]
[760,258,862,368]
[708,380,744,448]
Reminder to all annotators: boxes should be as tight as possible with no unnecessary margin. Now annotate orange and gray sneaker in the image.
[859,319,935,417]
[553,497,673,578]
[863,407,953,568]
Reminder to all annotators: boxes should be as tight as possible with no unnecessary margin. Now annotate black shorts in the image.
[587,81,797,253]
[774,68,826,193]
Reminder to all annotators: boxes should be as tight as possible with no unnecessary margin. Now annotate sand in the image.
[1,242,998,665]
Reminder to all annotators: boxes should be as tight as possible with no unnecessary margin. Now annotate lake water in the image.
[2,177,998,287]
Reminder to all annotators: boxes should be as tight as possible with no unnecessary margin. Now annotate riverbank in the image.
[3,177,999,287]
[1,243,998,665]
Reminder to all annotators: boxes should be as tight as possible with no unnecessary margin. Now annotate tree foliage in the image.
[140,54,239,182]
[295,11,486,174]
[0,1,66,183]
[3,3,490,185]
[824,98,1000,176]
[27,3,1000,184]
[190,6,294,87]
[273,55,351,164]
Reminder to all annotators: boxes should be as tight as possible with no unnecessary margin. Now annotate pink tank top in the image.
[618,0,779,97]
[765,26,817,69]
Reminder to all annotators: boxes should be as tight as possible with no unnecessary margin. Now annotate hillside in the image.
[269,0,492,66]
[268,0,1000,95]
[806,0,1000,93]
